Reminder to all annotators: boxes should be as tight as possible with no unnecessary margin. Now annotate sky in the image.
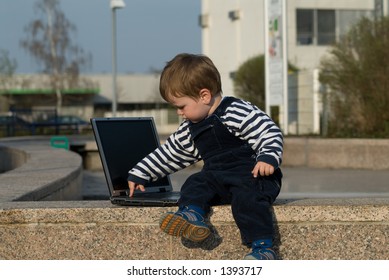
[0,0,202,74]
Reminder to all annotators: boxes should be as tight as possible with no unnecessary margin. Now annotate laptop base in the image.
[111,193,180,207]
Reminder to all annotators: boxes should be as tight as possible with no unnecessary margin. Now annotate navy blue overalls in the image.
[179,97,282,245]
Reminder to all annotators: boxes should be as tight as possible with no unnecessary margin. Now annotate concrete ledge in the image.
[0,145,27,173]
[283,138,389,170]
[0,137,83,202]
[0,199,388,260]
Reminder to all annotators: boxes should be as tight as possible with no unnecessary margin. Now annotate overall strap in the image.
[213,96,239,117]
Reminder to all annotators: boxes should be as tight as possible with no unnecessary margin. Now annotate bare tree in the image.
[0,50,18,111]
[20,0,92,114]
[0,49,17,90]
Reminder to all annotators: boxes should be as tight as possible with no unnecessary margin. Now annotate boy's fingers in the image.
[252,166,260,178]
[128,181,142,197]
[128,182,146,197]
[252,162,275,177]
[137,185,145,192]
[263,165,274,176]
[128,181,135,197]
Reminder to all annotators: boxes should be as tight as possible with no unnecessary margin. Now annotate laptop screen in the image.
[91,117,171,194]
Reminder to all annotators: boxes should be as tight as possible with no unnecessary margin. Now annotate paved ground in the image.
[82,166,389,200]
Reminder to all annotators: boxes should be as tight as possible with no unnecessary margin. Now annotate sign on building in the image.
[265,0,288,133]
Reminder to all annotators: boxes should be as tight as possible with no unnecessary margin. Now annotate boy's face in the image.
[170,90,213,123]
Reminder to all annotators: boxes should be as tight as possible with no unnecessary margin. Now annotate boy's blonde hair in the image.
[159,53,222,102]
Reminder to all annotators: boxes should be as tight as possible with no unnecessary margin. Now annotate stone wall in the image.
[0,199,388,260]
[283,138,389,170]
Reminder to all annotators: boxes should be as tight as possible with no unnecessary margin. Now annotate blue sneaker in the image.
[159,205,210,242]
[244,239,277,260]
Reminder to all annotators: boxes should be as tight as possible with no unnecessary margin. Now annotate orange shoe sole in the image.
[159,213,211,242]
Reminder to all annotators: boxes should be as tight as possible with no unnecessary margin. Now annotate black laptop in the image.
[90,117,180,206]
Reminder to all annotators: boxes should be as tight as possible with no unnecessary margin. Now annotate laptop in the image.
[90,117,180,206]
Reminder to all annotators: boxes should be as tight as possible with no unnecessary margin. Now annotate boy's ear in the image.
[199,88,212,104]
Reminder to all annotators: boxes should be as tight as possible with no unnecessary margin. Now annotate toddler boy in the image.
[128,53,283,260]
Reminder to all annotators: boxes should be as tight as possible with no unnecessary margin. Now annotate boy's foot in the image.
[244,239,277,260]
[159,206,211,242]
[244,248,277,260]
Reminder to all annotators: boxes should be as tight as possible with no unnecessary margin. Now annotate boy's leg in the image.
[178,171,219,212]
[229,173,281,254]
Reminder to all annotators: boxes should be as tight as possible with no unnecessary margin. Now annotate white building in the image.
[200,0,389,134]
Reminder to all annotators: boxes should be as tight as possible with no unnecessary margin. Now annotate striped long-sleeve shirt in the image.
[127,97,283,184]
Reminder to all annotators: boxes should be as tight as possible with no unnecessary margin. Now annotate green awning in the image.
[0,88,100,95]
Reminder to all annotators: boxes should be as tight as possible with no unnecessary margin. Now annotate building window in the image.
[317,10,336,45]
[296,9,314,45]
[296,9,373,46]
[338,10,372,39]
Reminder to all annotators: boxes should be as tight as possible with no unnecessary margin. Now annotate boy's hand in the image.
[128,181,145,197]
[252,161,275,177]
